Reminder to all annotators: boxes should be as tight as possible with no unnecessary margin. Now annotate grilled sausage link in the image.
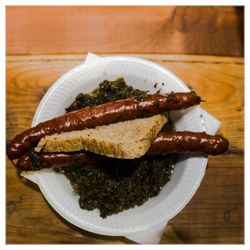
[16,131,229,171]
[7,92,201,159]
[147,131,229,156]
[16,151,101,171]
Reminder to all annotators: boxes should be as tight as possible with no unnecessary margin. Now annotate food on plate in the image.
[148,131,229,155]
[7,90,201,160]
[17,151,100,171]
[17,131,229,171]
[7,77,229,218]
[35,115,167,158]
[60,155,177,218]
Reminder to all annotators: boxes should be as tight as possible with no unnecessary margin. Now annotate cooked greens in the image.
[60,78,176,218]
[65,77,148,112]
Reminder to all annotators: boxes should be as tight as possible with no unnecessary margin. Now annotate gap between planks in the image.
[7,54,244,65]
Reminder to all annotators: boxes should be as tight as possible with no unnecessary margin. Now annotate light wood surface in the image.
[6,54,244,243]
[6,6,243,56]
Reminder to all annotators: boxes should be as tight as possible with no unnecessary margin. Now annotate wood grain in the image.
[6,54,244,243]
[6,6,243,56]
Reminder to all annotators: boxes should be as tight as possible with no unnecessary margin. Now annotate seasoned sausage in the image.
[16,151,101,171]
[7,92,201,159]
[147,131,229,156]
[16,131,229,171]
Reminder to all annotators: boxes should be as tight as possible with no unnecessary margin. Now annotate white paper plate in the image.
[31,56,207,236]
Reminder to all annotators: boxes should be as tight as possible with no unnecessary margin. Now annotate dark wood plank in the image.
[6,6,244,56]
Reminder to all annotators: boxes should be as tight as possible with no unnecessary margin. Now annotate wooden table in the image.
[6,5,244,244]
[6,53,244,244]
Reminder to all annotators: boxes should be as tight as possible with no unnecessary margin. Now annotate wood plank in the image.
[6,54,244,243]
[6,6,244,56]
[6,53,244,63]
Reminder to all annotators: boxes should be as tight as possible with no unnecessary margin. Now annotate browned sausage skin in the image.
[16,131,229,171]
[7,92,201,160]
[147,132,229,156]
[16,152,101,171]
